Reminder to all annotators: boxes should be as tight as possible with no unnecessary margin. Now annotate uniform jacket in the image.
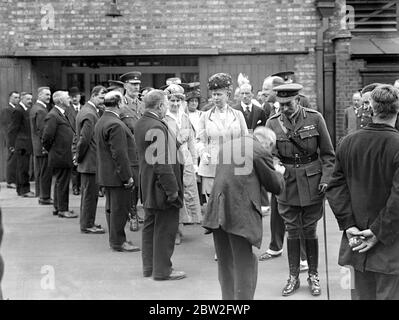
[8,103,32,153]
[266,106,335,206]
[135,111,184,210]
[233,103,267,130]
[326,123,399,275]
[203,135,285,248]
[75,102,100,174]
[197,105,248,178]
[94,111,137,187]
[344,105,373,136]
[42,106,75,168]
[30,101,49,157]
[119,94,144,133]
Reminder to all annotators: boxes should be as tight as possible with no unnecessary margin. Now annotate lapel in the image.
[208,107,226,133]
[250,106,258,128]
[86,103,100,119]
[54,107,74,131]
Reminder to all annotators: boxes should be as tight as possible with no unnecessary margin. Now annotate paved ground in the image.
[0,182,351,300]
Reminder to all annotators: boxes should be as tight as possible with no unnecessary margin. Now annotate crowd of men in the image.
[1,70,399,300]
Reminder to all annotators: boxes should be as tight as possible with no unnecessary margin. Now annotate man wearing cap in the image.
[68,87,82,196]
[272,71,310,108]
[266,83,335,297]
[107,80,126,97]
[119,71,145,121]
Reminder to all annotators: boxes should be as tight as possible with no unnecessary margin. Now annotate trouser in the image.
[269,195,307,260]
[6,149,17,184]
[105,187,131,248]
[142,207,179,278]
[79,173,99,230]
[278,203,323,276]
[53,167,71,212]
[35,156,52,200]
[352,270,399,300]
[213,228,258,300]
[71,165,81,191]
[15,149,31,195]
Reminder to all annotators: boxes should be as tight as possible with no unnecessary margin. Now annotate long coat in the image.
[29,101,49,157]
[135,111,184,210]
[42,107,75,168]
[8,104,32,153]
[197,105,248,178]
[233,103,267,130]
[94,111,137,187]
[326,123,399,275]
[75,103,100,174]
[266,107,335,206]
[203,135,285,248]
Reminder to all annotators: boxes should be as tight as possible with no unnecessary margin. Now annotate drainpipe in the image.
[316,17,329,115]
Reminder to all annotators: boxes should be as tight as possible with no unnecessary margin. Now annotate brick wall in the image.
[0,0,321,54]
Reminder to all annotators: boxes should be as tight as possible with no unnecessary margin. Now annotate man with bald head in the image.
[233,83,267,131]
[42,91,77,218]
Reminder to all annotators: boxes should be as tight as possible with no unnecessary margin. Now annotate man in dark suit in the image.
[203,127,285,299]
[94,90,140,252]
[68,87,82,196]
[75,86,107,234]
[327,84,399,300]
[30,87,53,205]
[135,89,186,280]
[233,83,267,131]
[8,92,35,197]
[42,91,76,218]
[2,91,20,189]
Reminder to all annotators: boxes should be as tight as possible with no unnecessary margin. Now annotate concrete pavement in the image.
[0,182,350,300]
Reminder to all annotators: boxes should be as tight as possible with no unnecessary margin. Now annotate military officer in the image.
[118,71,145,231]
[266,83,335,297]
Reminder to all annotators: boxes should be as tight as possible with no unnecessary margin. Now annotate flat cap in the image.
[207,73,233,90]
[274,83,303,103]
[120,71,141,84]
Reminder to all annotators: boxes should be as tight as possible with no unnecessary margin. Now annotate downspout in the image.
[315,17,329,116]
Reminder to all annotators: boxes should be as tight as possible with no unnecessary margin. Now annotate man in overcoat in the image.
[327,84,399,300]
[266,83,335,297]
[135,89,186,281]
[203,127,285,299]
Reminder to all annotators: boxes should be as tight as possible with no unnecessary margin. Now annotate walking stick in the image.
[322,198,330,300]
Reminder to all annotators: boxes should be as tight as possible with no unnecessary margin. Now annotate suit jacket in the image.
[1,103,17,147]
[135,111,184,210]
[262,102,272,119]
[197,105,248,178]
[233,103,267,130]
[266,107,335,206]
[42,106,75,168]
[30,101,49,157]
[8,103,32,153]
[326,123,399,275]
[75,102,100,174]
[94,111,137,187]
[203,135,285,248]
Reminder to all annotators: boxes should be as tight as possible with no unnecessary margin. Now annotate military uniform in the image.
[266,83,335,297]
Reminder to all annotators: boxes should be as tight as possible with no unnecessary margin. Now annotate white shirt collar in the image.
[72,103,80,112]
[241,101,252,112]
[19,102,28,111]
[9,102,16,109]
[37,100,47,108]
[54,105,65,115]
[88,101,99,113]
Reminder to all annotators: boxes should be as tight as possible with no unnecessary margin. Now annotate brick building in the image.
[0,0,398,180]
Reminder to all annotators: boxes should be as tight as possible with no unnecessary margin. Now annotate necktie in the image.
[244,106,250,118]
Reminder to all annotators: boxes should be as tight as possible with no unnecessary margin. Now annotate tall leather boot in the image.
[282,238,301,296]
[305,238,321,296]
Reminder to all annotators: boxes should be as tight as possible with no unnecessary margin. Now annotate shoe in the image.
[175,232,181,245]
[39,198,53,205]
[58,211,78,218]
[6,183,16,189]
[81,226,105,234]
[72,188,80,196]
[307,273,321,296]
[111,241,140,252]
[52,210,59,216]
[153,270,186,281]
[21,191,36,198]
[300,260,309,273]
[259,251,282,261]
[282,275,300,296]
[129,215,139,232]
[204,228,212,235]
[143,270,152,278]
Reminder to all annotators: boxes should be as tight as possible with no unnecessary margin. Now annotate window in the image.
[347,0,398,32]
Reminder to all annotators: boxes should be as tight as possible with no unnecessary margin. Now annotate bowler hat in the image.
[68,87,81,96]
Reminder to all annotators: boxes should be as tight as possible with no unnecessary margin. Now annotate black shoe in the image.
[111,241,140,252]
[58,210,78,218]
[81,226,105,234]
[307,273,321,296]
[153,270,186,281]
[143,270,152,278]
[39,198,53,205]
[21,191,36,198]
[282,275,300,296]
[52,210,59,216]
[6,183,16,189]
